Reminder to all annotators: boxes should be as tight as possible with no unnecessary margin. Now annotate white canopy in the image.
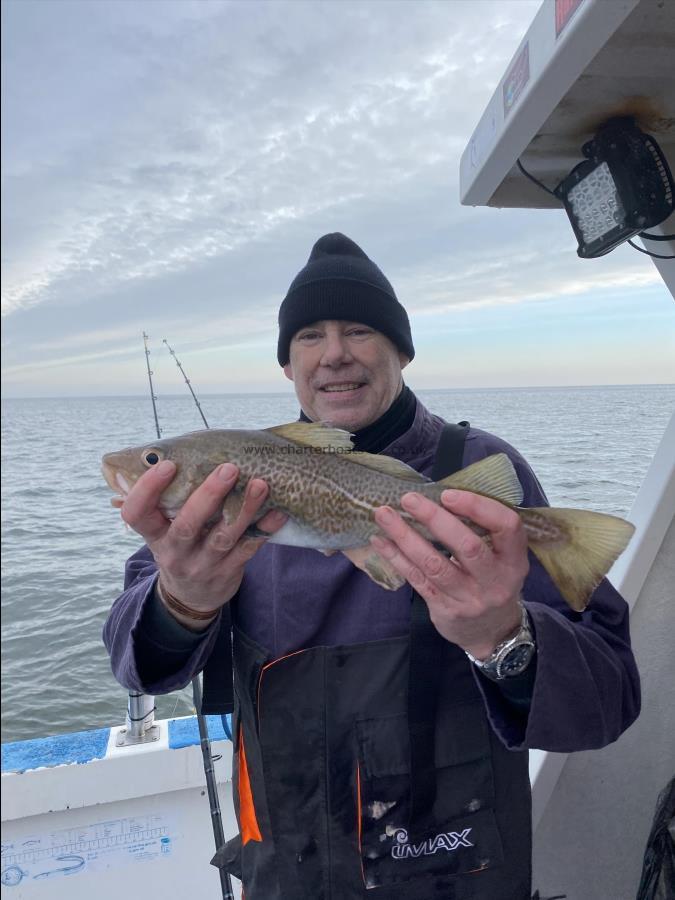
[460,0,674,284]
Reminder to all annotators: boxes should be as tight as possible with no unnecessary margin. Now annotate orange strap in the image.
[238,726,262,845]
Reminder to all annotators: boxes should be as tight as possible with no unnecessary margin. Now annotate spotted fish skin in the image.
[101,422,635,611]
[104,426,433,548]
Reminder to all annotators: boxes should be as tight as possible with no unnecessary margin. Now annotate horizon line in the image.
[2,382,674,402]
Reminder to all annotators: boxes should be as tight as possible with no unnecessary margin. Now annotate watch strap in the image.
[465,601,535,681]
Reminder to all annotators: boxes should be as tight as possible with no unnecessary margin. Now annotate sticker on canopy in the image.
[502,43,530,118]
[555,0,585,37]
[469,110,497,171]
[1,814,174,885]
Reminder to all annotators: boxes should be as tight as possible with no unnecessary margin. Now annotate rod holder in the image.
[115,692,160,747]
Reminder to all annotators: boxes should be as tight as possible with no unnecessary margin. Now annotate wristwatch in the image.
[465,602,536,681]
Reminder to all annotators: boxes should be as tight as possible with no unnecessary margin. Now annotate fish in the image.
[101,421,635,611]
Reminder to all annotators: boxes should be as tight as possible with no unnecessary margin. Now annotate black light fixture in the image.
[554,117,674,259]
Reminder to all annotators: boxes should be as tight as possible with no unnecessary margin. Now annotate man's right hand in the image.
[116,460,286,628]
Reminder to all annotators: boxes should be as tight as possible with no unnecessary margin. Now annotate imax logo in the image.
[390,827,473,860]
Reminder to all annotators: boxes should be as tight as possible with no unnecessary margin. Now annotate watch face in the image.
[499,642,535,677]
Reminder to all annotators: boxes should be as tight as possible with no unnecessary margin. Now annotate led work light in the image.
[554,117,674,259]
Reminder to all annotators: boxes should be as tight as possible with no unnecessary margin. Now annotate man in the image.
[104,233,640,899]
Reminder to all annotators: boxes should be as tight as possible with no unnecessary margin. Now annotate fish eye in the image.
[142,449,163,467]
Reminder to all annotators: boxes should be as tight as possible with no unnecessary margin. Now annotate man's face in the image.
[283,320,409,432]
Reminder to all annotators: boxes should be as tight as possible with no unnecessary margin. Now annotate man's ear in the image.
[398,353,410,370]
[283,363,294,382]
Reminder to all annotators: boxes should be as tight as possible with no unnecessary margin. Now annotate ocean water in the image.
[2,385,673,744]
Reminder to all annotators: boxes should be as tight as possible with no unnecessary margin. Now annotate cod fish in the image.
[101,421,635,611]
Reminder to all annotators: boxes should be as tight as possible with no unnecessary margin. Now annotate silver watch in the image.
[465,602,535,681]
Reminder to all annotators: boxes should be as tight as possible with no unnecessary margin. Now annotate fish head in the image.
[101,430,234,518]
[101,443,162,496]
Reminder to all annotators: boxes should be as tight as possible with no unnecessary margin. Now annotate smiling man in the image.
[283,318,407,432]
[103,233,640,900]
[277,233,414,434]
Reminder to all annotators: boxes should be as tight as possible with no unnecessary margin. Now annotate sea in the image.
[2,385,674,745]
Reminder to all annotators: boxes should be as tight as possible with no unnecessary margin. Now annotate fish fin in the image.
[265,421,354,451]
[220,488,245,526]
[342,546,406,591]
[437,454,524,506]
[527,507,635,611]
[347,453,429,482]
[223,489,270,537]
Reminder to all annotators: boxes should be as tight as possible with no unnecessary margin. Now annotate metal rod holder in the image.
[115,692,160,747]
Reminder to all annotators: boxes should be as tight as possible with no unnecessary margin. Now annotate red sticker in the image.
[555,0,585,37]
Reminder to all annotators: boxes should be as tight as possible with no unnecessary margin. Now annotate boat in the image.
[3,1,673,897]
[459,0,674,895]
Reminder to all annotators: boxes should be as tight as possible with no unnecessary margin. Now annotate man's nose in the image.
[320,332,352,366]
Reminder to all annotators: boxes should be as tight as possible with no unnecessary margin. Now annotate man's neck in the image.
[299,385,416,454]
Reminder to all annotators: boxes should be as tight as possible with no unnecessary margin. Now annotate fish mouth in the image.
[101,460,132,497]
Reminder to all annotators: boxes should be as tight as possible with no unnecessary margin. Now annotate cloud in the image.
[2,1,540,316]
[2,0,671,396]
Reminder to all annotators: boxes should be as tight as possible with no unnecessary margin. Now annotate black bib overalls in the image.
[216,625,531,899]
[211,422,532,899]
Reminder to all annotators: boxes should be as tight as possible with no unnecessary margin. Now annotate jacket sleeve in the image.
[480,563,641,751]
[102,543,221,694]
[468,432,641,751]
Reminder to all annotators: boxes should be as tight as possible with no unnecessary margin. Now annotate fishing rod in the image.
[143,334,234,900]
[142,332,162,438]
[163,338,210,429]
[191,676,234,900]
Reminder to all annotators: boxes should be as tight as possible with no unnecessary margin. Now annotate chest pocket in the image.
[355,701,504,890]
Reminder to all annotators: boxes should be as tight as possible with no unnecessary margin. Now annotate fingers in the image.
[372,489,529,597]
[372,505,459,596]
[438,490,527,559]
[374,495,485,582]
[257,509,288,535]
[370,531,457,601]
[120,460,176,543]
[372,492,528,659]
[398,492,489,572]
[204,477,273,554]
[171,464,240,547]
[399,490,526,571]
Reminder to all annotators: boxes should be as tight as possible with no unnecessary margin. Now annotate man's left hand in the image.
[371,490,529,660]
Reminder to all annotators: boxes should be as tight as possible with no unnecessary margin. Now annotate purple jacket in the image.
[103,399,640,751]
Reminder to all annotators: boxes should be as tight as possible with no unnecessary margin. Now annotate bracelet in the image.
[156,578,219,622]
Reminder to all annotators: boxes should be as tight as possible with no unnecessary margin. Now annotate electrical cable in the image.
[127,707,157,723]
[638,231,675,241]
[516,159,559,198]
[627,240,675,260]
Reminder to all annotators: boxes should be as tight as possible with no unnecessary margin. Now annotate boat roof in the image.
[459,0,675,211]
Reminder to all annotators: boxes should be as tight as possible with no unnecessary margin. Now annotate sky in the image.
[2,0,673,398]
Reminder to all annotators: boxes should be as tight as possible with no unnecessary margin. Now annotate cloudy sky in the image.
[2,0,673,398]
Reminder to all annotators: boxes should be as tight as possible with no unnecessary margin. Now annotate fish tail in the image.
[525,507,635,611]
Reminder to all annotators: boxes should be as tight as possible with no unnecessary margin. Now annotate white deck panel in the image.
[1,720,241,899]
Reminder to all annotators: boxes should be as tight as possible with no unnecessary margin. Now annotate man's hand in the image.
[116,460,286,626]
[371,489,529,659]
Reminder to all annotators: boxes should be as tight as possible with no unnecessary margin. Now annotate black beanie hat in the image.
[277,233,415,366]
